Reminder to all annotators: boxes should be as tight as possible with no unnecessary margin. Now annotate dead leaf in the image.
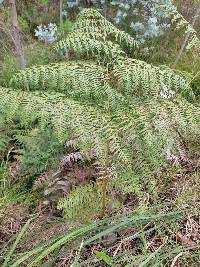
[176,232,196,246]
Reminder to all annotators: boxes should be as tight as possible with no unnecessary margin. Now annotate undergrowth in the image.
[0,4,200,267]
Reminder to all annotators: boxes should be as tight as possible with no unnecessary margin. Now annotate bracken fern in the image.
[1,8,199,220]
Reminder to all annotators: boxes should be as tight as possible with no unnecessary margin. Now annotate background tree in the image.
[59,0,63,25]
[9,0,25,69]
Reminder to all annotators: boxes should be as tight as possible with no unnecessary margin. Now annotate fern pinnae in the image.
[73,9,138,50]
[160,3,200,52]
[113,58,194,100]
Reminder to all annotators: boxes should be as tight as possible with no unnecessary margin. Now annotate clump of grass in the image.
[3,202,200,267]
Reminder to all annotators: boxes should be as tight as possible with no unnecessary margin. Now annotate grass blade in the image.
[2,217,33,267]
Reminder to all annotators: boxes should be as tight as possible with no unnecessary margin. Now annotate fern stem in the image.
[101,141,110,218]
[189,70,200,84]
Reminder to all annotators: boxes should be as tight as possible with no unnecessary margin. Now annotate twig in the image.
[171,252,187,267]
[113,222,153,257]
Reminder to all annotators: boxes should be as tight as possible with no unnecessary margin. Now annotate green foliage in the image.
[58,182,104,221]
[112,58,194,100]
[16,128,63,187]
[0,4,200,267]
[7,210,183,266]
[0,87,128,163]
[55,9,138,62]
[0,8,200,221]
[10,61,109,96]
[17,15,29,32]
[24,43,52,67]
[2,218,33,267]
[0,44,52,88]
[192,80,200,98]
[95,251,113,266]
[0,119,13,160]
[0,54,19,87]
[59,19,74,35]
[162,4,200,52]
[72,8,138,50]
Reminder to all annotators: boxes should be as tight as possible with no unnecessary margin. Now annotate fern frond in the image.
[73,9,138,51]
[60,151,84,168]
[10,61,107,92]
[57,182,104,221]
[112,58,194,100]
[55,34,125,62]
[10,61,118,108]
[0,87,131,165]
[10,58,193,105]
[9,61,128,112]
[161,4,200,52]
[55,8,138,61]
[1,81,200,198]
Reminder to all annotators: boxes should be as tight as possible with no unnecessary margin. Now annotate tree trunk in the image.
[9,0,25,69]
[83,0,94,7]
[59,0,63,25]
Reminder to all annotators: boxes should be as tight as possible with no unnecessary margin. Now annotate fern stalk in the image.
[101,141,110,218]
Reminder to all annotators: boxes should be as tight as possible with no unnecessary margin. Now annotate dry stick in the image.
[172,4,200,69]
[9,0,25,69]
[101,141,110,218]
[171,252,187,267]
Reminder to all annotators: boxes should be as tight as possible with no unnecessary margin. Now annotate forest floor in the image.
[1,161,200,266]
